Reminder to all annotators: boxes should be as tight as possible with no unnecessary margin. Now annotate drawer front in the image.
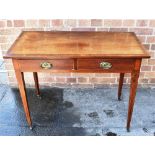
[77,58,135,72]
[18,59,74,72]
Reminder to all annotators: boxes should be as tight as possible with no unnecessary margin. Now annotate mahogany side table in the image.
[4,31,150,131]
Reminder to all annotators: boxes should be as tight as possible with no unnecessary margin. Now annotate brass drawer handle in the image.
[100,62,112,69]
[40,62,52,69]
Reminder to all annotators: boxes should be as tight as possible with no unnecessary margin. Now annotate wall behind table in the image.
[0,19,155,88]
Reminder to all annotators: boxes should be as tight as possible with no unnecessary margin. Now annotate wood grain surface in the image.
[4,31,150,59]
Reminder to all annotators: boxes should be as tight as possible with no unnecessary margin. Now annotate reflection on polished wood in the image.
[4,31,150,131]
[5,31,150,59]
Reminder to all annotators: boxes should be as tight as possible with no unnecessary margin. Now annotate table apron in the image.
[15,58,137,73]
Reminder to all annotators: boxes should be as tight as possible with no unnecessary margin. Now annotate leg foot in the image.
[37,94,42,99]
[127,127,130,132]
[118,96,122,101]
[29,126,33,130]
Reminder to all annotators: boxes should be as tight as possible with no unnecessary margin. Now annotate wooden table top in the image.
[4,31,150,59]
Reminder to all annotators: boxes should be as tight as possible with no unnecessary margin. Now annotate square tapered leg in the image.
[13,60,32,128]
